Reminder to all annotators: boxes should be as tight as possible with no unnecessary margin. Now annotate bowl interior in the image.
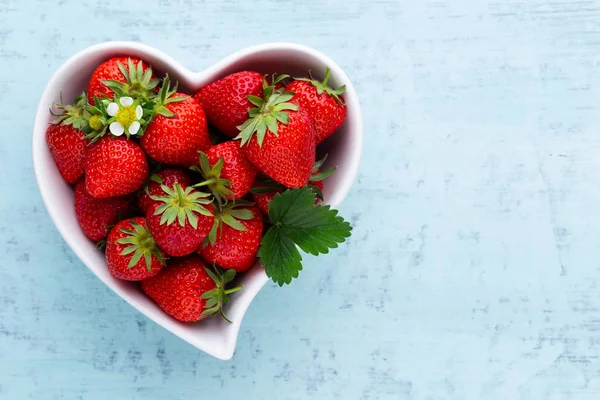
[32,42,362,359]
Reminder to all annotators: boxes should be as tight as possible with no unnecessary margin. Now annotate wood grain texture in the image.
[1,0,600,398]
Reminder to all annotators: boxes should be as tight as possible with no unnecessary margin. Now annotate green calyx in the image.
[83,96,110,143]
[96,239,107,250]
[101,59,160,101]
[235,75,298,147]
[115,220,165,271]
[151,74,188,118]
[200,265,243,323]
[49,91,89,129]
[296,67,346,105]
[190,152,234,205]
[151,183,213,229]
[204,200,255,247]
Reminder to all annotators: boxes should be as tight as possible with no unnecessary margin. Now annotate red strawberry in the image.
[74,179,132,241]
[85,136,149,198]
[146,183,214,257]
[194,71,263,138]
[251,157,335,215]
[141,255,242,322]
[252,179,323,216]
[141,78,211,166]
[286,68,346,144]
[138,168,192,214]
[106,217,165,281]
[46,93,88,184]
[251,184,282,216]
[237,85,316,188]
[198,203,263,272]
[192,141,257,202]
[252,192,275,216]
[87,57,157,104]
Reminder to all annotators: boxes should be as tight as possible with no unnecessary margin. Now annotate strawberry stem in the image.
[321,67,330,86]
[194,178,217,187]
[175,184,186,207]
[224,286,243,295]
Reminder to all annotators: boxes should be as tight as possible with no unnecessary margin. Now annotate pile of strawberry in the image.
[47,57,352,323]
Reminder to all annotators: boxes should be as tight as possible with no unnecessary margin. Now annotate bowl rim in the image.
[32,41,363,360]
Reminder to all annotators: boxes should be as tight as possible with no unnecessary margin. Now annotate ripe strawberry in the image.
[251,189,279,216]
[286,68,346,144]
[251,156,335,215]
[87,57,158,104]
[191,141,257,202]
[74,179,132,241]
[137,168,192,214]
[236,85,316,188]
[194,71,264,137]
[106,217,165,281]
[198,203,263,272]
[141,77,211,166]
[46,93,88,184]
[252,178,323,216]
[141,255,242,322]
[85,136,149,198]
[146,183,214,257]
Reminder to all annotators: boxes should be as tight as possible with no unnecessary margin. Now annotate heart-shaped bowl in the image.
[32,41,362,360]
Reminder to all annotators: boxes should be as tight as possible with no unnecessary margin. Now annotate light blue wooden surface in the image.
[1,0,599,398]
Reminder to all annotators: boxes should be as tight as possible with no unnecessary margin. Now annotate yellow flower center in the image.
[89,115,104,131]
[116,106,136,127]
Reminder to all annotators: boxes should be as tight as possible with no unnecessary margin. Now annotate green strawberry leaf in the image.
[257,187,352,286]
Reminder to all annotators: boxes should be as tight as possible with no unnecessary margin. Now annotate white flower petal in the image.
[120,96,134,107]
[109,122,125,136]
[129,121,141,135]
[106,102,119,117]
[135,105,143,120]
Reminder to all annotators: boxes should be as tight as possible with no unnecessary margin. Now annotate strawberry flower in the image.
[106,96,144,136]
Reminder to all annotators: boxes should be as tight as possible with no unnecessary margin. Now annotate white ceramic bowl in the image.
[32,42,363,360]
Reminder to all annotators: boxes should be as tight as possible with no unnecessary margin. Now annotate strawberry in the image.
[236,82,316,188]
[87,57,158,104]
[252,178,322,216]
[74,179,132,241]
[198,203,263,272]
[146,183,214,257]
[141,77,211,166]
[191,141,257,202]
[194,71,264,138]
[141,255,242,322]
[106,217,165,281]
[286,68,346,144]
[137,168,192,214]
[85,136,149,198]
[251,188,280,216]
[46,93,88,184]
[251,156,335,215]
